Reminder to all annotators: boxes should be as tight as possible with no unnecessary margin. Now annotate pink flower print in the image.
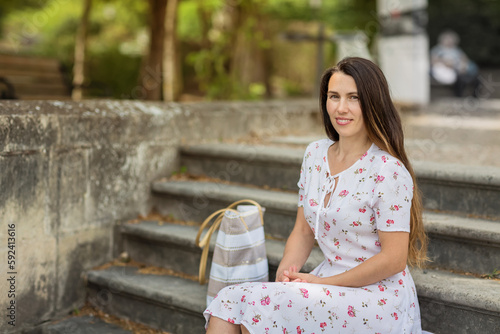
[315,165,321,172]
[342,320,348,328]
[299,194,303,202]
[402,270,406,276]
[296,326,303,333]
[359,207,366,213]
[274,305,280,311]
[347,305,356,317]
[309,199,318,207]
[252,316,260,324]
[362,151,368,158]
[350,220,361,227]
[399,279,404,285]
[228,318,235,324]
[299,288,309,298]
[261,295,271,306]
[335,255,342,261]
[287,300,293,308]
[359,168,364,173]
[378,284,385,292]
[241,295,246,302]
[334,239,340,247]
[324,221,330,231]
[396,161,401,166]
[393,312,399,320]
[393,171,399,180]
[323,156,326,162]
[370,215,375,222]
[338,190,349,197]
[378,298,387,306]
[325,289,331,296]
[375,175,385,183]
[386,219,394,227]
[320,322,327,329]
[381,156,388,163]
[390,204,400,211]
[375,240,381,247]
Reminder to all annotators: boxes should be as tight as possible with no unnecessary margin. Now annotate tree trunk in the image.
[163,0,180,101]
[72,0,92,101]
[140,0,167,100]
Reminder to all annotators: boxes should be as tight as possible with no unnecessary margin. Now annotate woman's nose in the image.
[337,98,348,113]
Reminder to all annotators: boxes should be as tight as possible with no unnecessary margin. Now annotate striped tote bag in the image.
[196,199,269,307]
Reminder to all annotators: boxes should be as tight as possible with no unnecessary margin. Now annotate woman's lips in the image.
[336,118,352,125]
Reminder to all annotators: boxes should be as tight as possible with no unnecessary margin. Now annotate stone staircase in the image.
[83,141,500,334]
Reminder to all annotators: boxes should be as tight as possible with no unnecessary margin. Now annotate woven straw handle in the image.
[195,199,263,285]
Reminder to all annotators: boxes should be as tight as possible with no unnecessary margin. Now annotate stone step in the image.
[413,268,500,333]
[42,315,132,334]
[424,212,500,275]
[151,180,297,240]
[86,266,207,334]
[120,221,324,281]
[86,266,500,334]
[151,180,500,275]
[179,143,500,218]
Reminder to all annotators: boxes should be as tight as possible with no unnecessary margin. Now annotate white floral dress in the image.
[204,139,422,334]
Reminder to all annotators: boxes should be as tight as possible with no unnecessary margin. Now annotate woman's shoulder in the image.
[365,145,411,178]
[304,138,333,154]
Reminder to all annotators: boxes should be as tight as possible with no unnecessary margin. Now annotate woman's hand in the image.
[276,265,299,282]
[282,271,321,284]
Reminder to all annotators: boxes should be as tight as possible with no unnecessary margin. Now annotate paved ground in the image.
[402,98,500,168]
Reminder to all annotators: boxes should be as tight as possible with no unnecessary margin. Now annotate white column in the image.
[377,0,430,106]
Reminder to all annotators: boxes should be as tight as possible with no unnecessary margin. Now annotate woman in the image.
[204,57,428,333]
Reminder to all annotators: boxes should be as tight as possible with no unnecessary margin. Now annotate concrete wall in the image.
[0,99,319,333]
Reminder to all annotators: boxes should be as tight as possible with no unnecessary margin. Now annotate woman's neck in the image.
[333,136,372,161]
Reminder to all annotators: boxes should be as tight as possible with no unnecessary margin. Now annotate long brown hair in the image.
[319,57,428,267]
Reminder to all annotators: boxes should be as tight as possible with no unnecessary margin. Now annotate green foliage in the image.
[2,0,147,97]
[0,0,377,100]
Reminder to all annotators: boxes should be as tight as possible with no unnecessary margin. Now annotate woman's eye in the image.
[329,95,339,99]
[350,96,359,100]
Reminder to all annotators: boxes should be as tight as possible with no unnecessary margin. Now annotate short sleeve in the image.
[297,145,311,208]
[370,159,414,232]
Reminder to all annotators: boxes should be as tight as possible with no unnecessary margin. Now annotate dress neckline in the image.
[325,139,375,178]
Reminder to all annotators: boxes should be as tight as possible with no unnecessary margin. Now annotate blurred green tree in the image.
[0,0,377,100]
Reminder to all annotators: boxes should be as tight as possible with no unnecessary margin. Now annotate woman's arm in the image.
[285,230,409,287]
[275,207,316,282]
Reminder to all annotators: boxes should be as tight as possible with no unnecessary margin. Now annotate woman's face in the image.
[326,72,368,141]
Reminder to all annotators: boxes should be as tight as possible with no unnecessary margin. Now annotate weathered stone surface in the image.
[0,99,321,333]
